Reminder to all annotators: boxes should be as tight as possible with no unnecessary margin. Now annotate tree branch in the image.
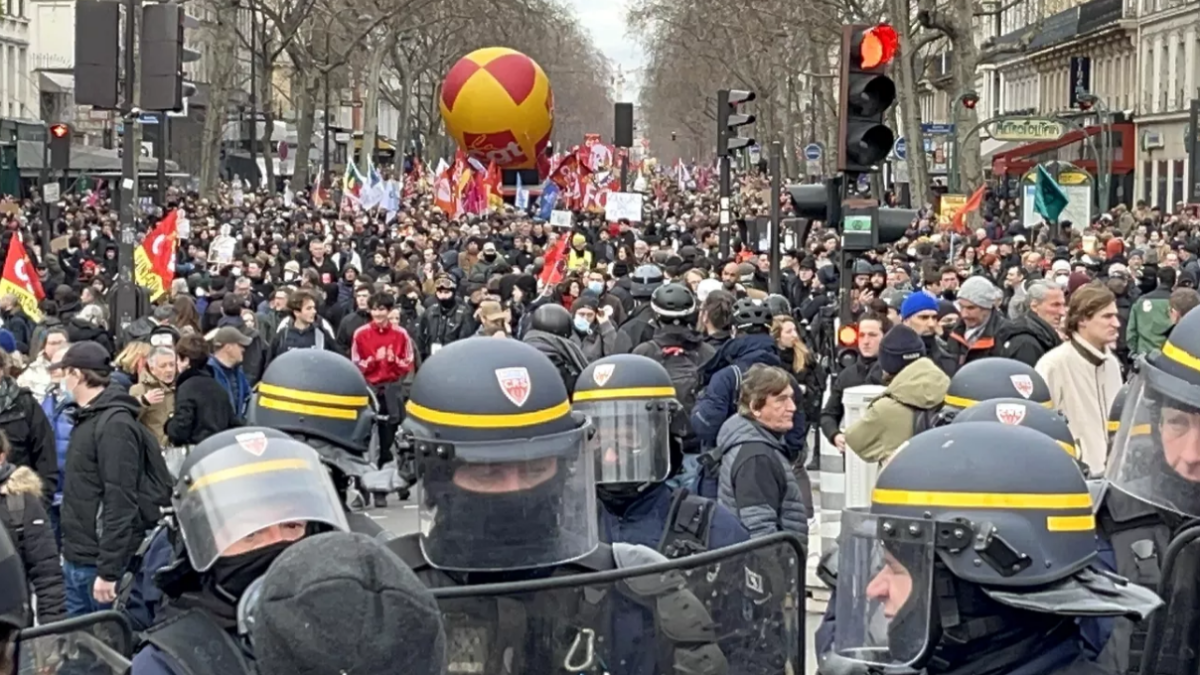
[973,0,1023,17]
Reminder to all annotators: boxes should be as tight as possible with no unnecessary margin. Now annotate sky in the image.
[566,0,645,102]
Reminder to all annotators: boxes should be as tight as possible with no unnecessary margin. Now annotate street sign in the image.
[894,137,907,160]
[803,143,822,161]
[990,118,1066,142]
[922,123,955,135]
[42,182,59,202]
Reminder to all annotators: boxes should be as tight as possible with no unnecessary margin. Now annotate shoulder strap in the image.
[658,487,715,559]
[141,609,254,675]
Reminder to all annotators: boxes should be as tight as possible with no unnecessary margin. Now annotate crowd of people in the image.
[0,171,1194,675]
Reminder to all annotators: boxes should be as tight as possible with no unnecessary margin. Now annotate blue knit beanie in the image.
[900,292,939,320]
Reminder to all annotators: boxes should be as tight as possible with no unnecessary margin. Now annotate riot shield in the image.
[1140,521,1200,675]
[431,532,805,675]
[15,611,133,675]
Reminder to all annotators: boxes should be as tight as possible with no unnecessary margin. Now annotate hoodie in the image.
[844,357,950,463]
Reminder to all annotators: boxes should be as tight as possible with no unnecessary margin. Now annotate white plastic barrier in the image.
[819,384,886,559]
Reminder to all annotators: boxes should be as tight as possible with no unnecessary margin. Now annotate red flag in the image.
[951,185,987,233]
[0,233,43,320]
[539,235,570,288]
[144,210,178,286]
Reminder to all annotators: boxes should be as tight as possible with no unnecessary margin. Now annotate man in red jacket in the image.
[351,292,414,507]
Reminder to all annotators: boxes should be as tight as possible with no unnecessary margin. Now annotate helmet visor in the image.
[1108,371,1200,516]
[415,424,599,572]
[834,508,935,668]
[576,399,672,484]
[175,443,350,572]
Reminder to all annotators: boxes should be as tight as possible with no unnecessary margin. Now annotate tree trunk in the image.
[292,71,319,188]
[358,33,396,176]
[395,55,414,160]
[198,0,239,196]
[260,50,276,189]
[891,0,931,204]
[949,0,983,191]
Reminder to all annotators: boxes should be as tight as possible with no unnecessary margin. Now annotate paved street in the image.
[367,494,824,673]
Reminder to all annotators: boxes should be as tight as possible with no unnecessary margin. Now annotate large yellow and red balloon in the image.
[439,47,554,170]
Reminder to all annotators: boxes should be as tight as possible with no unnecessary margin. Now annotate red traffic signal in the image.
[858,24,898,69]
[49,123,69,139]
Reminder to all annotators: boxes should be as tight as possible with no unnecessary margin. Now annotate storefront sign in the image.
[991,118,1067,142]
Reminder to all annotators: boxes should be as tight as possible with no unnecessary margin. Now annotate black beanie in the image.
[250,532,445,675]
[878,324,926,376]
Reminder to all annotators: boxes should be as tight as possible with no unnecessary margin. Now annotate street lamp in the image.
[1075,90,1111,215]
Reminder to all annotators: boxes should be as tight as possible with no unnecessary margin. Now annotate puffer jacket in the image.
[0,462,67,622]
[844,357,950,464]
[39,386,75,506]
[712,414,807,539]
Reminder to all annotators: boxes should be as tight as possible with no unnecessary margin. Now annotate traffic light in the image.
[838,24,898,173]
[788,179,918,252]
[140,2,196,111]
[960,91,980,110]
[49,123,71,171]
[717,89,755,156]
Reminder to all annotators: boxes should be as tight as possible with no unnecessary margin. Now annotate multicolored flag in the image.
[134,210,179,301]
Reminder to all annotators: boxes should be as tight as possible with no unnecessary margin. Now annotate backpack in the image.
[883,393,942,437]
[645,341,706,442]
[91,408,173,527]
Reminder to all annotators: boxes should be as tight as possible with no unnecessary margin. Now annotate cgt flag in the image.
[134,210,179,301]
[0,233,43,321]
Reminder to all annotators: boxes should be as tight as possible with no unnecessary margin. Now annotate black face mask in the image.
[438,294,456,308]
[210,540,293,602]
[483,252,497,261]
[399,296,417,310]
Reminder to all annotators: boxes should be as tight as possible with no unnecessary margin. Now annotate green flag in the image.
[1033,164,1069,222]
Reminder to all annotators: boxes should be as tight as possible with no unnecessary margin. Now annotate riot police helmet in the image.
[953,397,1088,475]
[832,423,1161,671]
[630,264,665,299]
[574,354,677,487]
[732,298,772,333]
[1109,308,1200,516]
[939,357,1052,422]
[401,337,597,572]
[764,294,792,318]
[530,303,573,338]
[1107,381,1130,447]
[650,283,697,326]
[173,428,350,574]
[247,349,379,469]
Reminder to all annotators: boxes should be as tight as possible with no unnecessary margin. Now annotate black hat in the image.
[250,532,445,675]
[878,324,925,375]
[48,340,112,373]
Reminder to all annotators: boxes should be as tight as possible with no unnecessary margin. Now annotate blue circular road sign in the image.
[894,138,907,160]
[803,143,822,161]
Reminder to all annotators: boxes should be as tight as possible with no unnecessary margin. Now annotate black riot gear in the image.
[826,423,1161,675]
[530,303,573,338]
[401,337,596,572]
[649,283,697,326]
[630,264,665,299]
[939,357,1052,423]
[247,349,378,456]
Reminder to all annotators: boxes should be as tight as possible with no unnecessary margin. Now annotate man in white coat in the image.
[1036,282,1124,476]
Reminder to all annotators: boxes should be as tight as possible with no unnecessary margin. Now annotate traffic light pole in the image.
[718,154,731,258]
[39,130,49,237]
[156,112,166,206]
[768,141,782,294]
[114,0,143,332]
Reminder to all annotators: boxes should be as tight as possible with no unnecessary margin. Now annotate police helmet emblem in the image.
[592,364,615,387]
[995,403,1027,426]
[1010,374,1034,398]
[495,367,532,407]
[236,431,269,456]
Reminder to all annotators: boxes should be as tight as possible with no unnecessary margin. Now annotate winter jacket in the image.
[843,358,950,464]
[129,372,176,448]
[215,316,267,385]
[351,321,415,387]
[617,302,657,351]
[65,318,115,357]
[999,312,1063,369]
[268,318,338,363]
[0,377,57,499]
[17,354,55,403]
[418,301,472,358]
[61,385,172,581]
[1126,287,1172,357]
[599,482,749,552]
[166,363,239,446]
[944,308,1008,367]
[0,462,67,623]
[712,415,807,539]
[1,308,33,354]
[39,387,74,506]
[691,332,807,456]
[572,319,632,362]
[336,308,371,353]
[1036,338,1122,476]
[819,356,882,443]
